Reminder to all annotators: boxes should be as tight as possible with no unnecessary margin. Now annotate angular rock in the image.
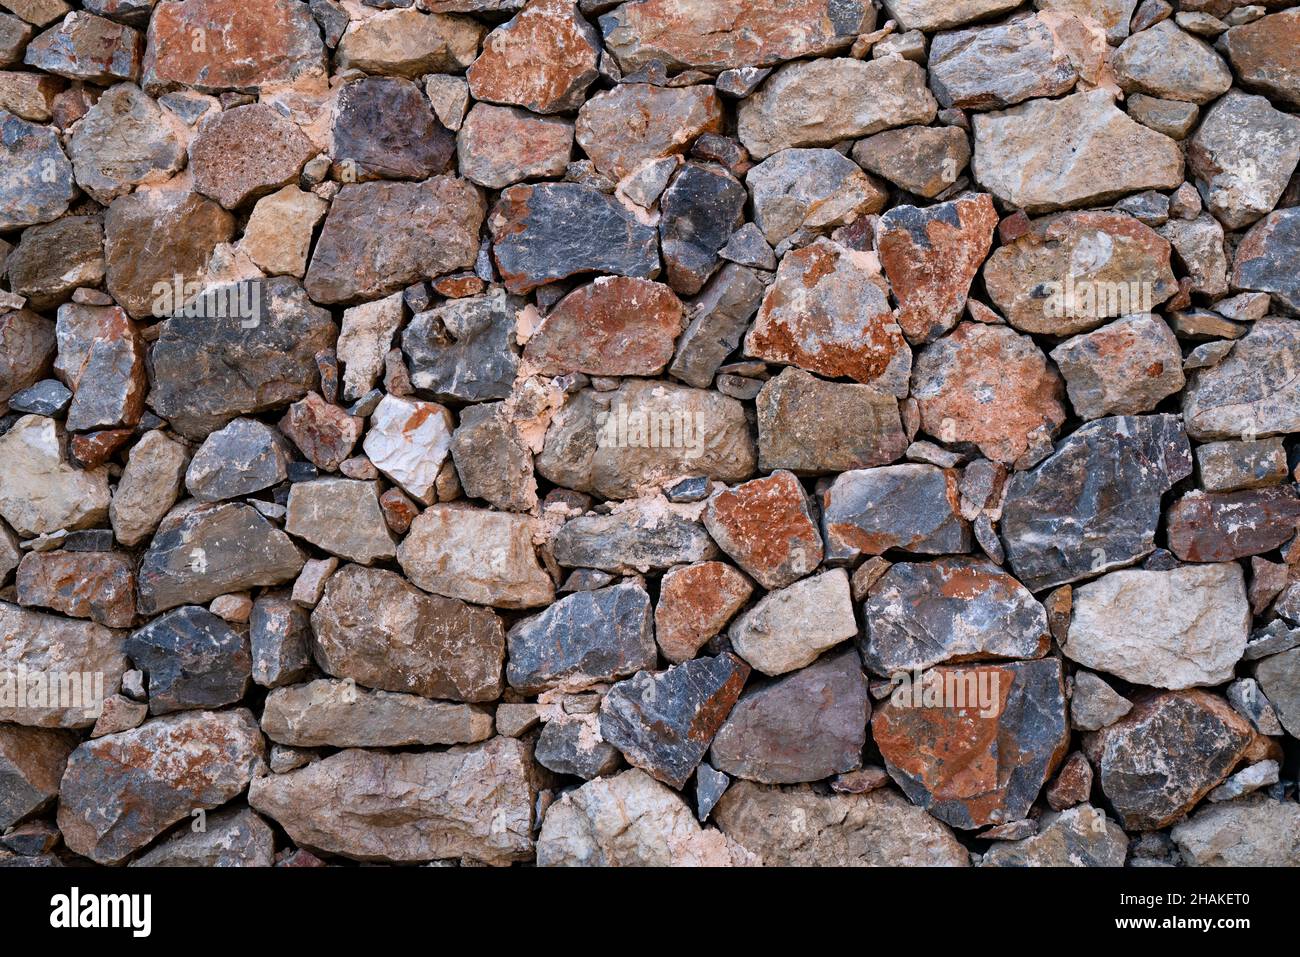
[972,90,1183,213]
[1127,92,1199,138]
[1112,19,1232,104]
[600,653,750,789]
[1255,647,1300,738]
[23,11,140,83]
[703,471,821,590]
[489,182,660,294]
[1171,796,1300,866]
[0,110,76,230]
[654,561,753,664]
[536,381,755,499]
[58,708,264,864]
[305,177,485,305]
[361,394,453,504]
[853,126,970,200]
[0,724,75,829]
[535,712,621,780]
[505,581,656,695]
[262,679,492,748]
[862,557,1049,676]
[450,402,536,512]
[536,768,734,867]
[668,264,766,388]
[249,593,311,689]
[148,278,334,439]
[1232,209,1300,316]
[125,605,251,714]
[102,188,234,319]
[1001,414,1192,591]
[714,780,968,866]
[468,0,598,114]
[0,309,55,411]
[746,148,887,247]
[575,82,721,181]
[332,76,453,183]
[1071,671,1132,731]
[1197,439,1288,493]
[0,415,110,536]
[1050,314,1184,419]
[1065,563,1248,690]
[1224,7,1300,107]
[457,102,571,189]
[1183,319,1300,440]
[873,658,1069,829]
[745,239,909,394]
[311,564,505,702]
[16,549,135,628]
[137,503,305,614]
[185,418,287,502]
[525,277,683,377]
[403,288,521,403]
[980,805,1128,867]
[728,569,856,677]
[240,186,327,279]
[738,57,935,160]
[552,504,716,574]
[821,464,971,563]
[131,807,274,867]
[881,0,1019,31]
[335,8,482,79]
[1167,487,1300,562]
[1087,690,1255,830]
[250,738,536,865]
[658,162,745,295]
[1187,90,1300,231]
[6,215,105,310]
[710,648,868,784]
[982,210,1177,335]
[286,478,396,565]
[337,294,404,403]
[397,505,554,609]
[110,429,187,547]
[912,322,1067,465]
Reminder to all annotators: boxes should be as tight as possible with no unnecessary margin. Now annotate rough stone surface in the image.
[980,805,1128,867]
[125,605,251,714]
[704,471,821,590]
[821,464,971,563]
[1171,796,1300,866]
[1050,314,1185,419]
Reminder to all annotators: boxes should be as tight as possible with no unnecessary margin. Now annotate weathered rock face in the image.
[1167,487,1300,563]
[333,77,454,184]
[16,549,135,627]
[1087,691,1255,830]
[876,194,998,345]
[1113,20,1232,104]
[738,57,936,159]
[745,240,908,394]
[537,768,735,867]
[536,381,755,499]
[131,807,275,868]
[0,724,76,830]
[821,464,971,563]
[600,653,750,789]
[1224,7,1300,108]
[403,288,522,403]
[872,658,1070,829]
[0,602,127,730]
[335,9,483,78]
[57,709,265,864]
[982,210,1177,335]
[0,415,111,537]
[1172,796,1300,867]
[1000,415,1192,592]
[75,87,180,203]
[398,505,554,609]
[911,322,1067,465]
[862,558,1049,676]
[1050,314,1185,419]
[715,781,969,866]
[980,805,1128,867]
[262,679,493,748]
[506,582,656,693]
[972,90,1184,213]
[1064,564,1249,690]
[125,605,251,714]
[0,110,75,230]
[756,367,908,474]
[488,182,660,294]
[143,0,324,92]
[249,738,537,865]
[1232,208,1300,316]
[457,102,571,190]
[728,570,857,677]
[654,561,753,664]
[311,564,505,702]
[576,83,722,181]
[1183,319,1300,440]
[552,504,717,573]
[137,503,305,614]
[189,103,315,210]
[703,471,821,590]
[186,418,287,502]
[468,0,598,115]
[709,648,868,784]
[1255,648,1300,739]
[524,277,683,377]
[599,0,872,73]
[746,148,886,247]
[305,178,486,305]
[110,429,188,547]
[361,395,453,504]
[0,310,55,411]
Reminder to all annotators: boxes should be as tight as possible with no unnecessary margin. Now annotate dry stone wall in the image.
[0,0,1299,867]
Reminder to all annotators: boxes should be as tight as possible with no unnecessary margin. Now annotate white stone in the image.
[0,415,110,537]
[728,568,858,676]
[362,394,454,504]
[337,292,405,402]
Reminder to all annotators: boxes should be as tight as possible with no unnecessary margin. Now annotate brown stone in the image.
[523,277,683,377]
[24,11,140,83]
[143,0,325,93]
[911,322,1067,466]
[467,0,599,114]
[654,560,754,664]
[0,724,75,830]
[457,102,571,190]
[1045,751,1094,811]
[335,9,484,78]
[876,193,998,345]
[0,308,55,411]
[16,549,135,627]
[745,238,909,395]
[278,392,362,472]
[1166,487,1300,563]
[575,82,722,181]
[70,429,133,468]
[1224,8,1300,108]
[703,471,821,591]
[190,103,315,209]
[332,76,455,183]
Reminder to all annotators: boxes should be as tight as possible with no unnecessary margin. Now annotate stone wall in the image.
[1,0,1298,867]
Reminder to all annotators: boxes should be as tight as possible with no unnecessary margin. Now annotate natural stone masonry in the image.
[1,0,1297,872]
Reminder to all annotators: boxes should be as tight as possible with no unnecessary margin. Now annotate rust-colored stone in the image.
[467,0,599,114]
[1166,487,1300,563]
[703,471,822,591]
[16,549,135,627]
[278,392,363,473]
[575,82,723,181]
[654,561,753,664]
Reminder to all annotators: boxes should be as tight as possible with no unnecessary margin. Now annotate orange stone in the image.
[654,561,754,664]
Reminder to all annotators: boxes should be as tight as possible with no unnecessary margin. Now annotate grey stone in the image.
[125,605,251,714]
[821,464,972,563]
[402,287,522,403]
[185,418,288,502]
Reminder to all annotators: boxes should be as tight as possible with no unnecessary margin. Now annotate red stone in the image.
[71,429,133,468]
[654,561,754,664]
[278,392,363,472]
[1167,487,1300,562]
[16,549,136,628]
[703,470,822,590]
[467,0,600,115]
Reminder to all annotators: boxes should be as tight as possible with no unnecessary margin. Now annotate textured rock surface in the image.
[821,464,971,563]
[980,805,1128,867]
